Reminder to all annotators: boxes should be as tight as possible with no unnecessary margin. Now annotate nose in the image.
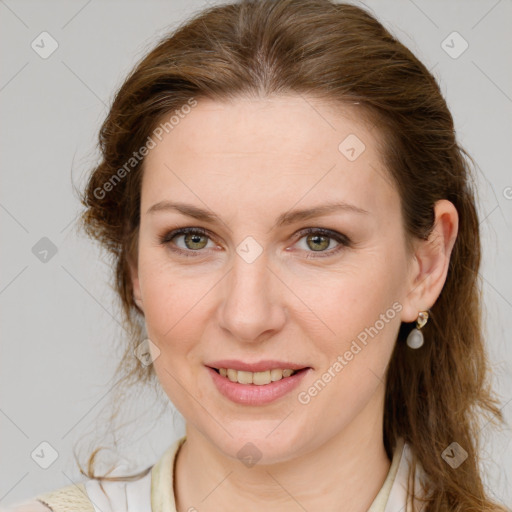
[216,251,287,343]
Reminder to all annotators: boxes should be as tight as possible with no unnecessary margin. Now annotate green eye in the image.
[182,232,209,250]
[160,227,213,257]
[295,228,350,258]
[305,233,331,251]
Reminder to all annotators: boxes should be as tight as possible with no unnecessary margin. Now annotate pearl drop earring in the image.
[406,311,429,349]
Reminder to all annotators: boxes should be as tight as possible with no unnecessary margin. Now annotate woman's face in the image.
[132,95,415,463]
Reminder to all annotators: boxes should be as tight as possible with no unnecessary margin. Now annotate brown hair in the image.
[77,0,508,509]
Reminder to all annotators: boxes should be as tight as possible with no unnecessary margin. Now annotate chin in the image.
[198,421,311,466]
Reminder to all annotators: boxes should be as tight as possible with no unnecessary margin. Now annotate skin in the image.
[130,95,458,512]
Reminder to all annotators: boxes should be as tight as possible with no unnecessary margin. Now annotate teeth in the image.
[253,370,270,385]
[237,370,253,385]
[270,369,283,381]
[217,368,298,385]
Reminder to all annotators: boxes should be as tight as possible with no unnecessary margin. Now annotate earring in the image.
[406,311,429,349]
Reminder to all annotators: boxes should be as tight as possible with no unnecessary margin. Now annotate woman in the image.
[6,0,508,510]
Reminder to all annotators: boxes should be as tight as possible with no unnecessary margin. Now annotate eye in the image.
[293,228,351,258]
[159,227,216,257]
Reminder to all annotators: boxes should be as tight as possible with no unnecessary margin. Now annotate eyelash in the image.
[158,227,351,259]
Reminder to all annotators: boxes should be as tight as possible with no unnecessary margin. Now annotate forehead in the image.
[141,95,398,221]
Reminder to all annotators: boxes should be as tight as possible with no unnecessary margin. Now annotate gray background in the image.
[1,0,511,507]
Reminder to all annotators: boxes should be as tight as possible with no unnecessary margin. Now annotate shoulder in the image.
[1,482,94,512]
[0,500,52,512]
[2,469,152,512]
[1,438,185,512]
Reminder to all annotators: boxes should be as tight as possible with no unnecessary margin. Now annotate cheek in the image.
[138,252,215,338]
[307,281,400,389]
[139,258,209,406]
[295,299,400,440]
[289,252,404,348]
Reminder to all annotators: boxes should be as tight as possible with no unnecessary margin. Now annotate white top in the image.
[3,436,426,512]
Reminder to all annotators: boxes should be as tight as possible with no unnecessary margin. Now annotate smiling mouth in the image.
[211,367,309,385]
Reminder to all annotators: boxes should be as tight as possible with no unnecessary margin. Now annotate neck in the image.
[174,388,391,512]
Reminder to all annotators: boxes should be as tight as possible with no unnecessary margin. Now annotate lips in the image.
[205,360,312,405]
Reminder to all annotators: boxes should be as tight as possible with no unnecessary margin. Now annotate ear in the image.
[128,255,144,313]
[401,199,459,323]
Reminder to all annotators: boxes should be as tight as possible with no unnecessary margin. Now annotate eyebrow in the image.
[146,200,369,227]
